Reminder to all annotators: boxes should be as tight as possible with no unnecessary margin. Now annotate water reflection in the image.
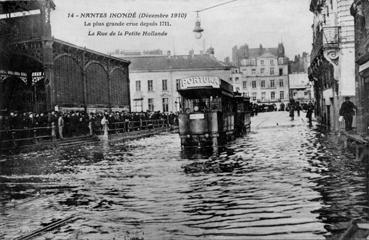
[0,123,369,239]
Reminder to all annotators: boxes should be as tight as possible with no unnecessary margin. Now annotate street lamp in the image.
[193,11,204,39]
[193,0,238,39]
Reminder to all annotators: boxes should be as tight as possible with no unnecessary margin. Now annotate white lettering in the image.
[180,76,220,89]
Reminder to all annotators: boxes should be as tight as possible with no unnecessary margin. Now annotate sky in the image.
[51,0,313,61]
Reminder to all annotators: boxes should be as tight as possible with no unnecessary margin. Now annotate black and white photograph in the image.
[0,0,367,239]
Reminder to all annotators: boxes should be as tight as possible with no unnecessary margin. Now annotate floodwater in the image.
[1,112,369,240]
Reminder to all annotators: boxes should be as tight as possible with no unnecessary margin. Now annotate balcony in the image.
[311,26,340,61]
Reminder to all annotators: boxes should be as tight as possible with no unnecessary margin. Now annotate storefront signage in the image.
[189,113,205,119]
[180,76,220,89]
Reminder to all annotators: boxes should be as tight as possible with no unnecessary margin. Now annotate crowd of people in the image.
[287,99,315,122]
[0,110,179,140]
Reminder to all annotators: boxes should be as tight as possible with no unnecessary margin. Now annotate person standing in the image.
[58,114,64,139]
[306,101,314,124]
[296,102,301,117]
[339,97,357,131]
[289,99,295,121]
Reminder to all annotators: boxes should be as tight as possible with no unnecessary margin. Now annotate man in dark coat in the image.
[339,97,357,131]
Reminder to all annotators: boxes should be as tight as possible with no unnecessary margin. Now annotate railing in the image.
[311,25,354,61]
[322,26,340,47]
[105,119,171,135]
[0,119,178,151]
[0,125,54,150]
[311,26,340,61]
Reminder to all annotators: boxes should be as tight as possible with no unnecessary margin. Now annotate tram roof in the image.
[0,1,55,15]
[178,77,234,98]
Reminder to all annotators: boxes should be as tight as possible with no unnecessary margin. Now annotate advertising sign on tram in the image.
[180,76,220,90]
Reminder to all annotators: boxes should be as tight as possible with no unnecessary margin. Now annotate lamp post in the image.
[193,11,204,39]
[192,0,238,39]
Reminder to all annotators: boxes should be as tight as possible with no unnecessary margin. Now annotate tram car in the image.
[178,76,251,148]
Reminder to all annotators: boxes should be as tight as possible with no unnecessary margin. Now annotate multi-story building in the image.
[123,49,231,113]
[351,0,369,135]
[231,44,289,106]
[289,53,314,104]
[308,0,355,131]
[289,73,313,103]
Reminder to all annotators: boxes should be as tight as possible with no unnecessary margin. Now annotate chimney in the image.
[189,49,195,57]
[206,47,215,56]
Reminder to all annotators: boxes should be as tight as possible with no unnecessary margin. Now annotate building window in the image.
[148,80,153,91]
[261,92,266,101]
[280,91,284,100]
[243,81,247,89]
[278,57,284,65]
[261,80,265,88]
[162,98,169,112]
[270,80,275,88]
[279,68,283,76]
[148,98,154,111]
[271,91,275,100]
[162,79,168,91]
[135,80,141,92]
[252,81,256,88]
[279,79,284,87]
[270,59,274,65]
[252,92,257,101]
[252,69,256,75]
[261,60,264,65]
[176,79,180,90]
[270,68,274,75]
[251,59,256,65]
[175,97,181,112]
[235,77,239,83]
[134,99,143,112]
[260,68,265,74]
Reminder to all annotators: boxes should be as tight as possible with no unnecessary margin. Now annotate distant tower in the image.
[277,43,285,57]
[232,46,239,66]
[258,44,264,56]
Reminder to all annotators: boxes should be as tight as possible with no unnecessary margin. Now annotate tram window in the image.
[182,97,218,113]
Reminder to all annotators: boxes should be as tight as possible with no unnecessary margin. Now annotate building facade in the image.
[289,53,314,104]
[125,51,231,113]
[309,0,355,131]
[351,0,369,135]
[231,44,289,106]
[289,73,313,103]
[0,1,130,114]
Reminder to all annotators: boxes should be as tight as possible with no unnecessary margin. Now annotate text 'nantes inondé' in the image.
[67,11,187,38]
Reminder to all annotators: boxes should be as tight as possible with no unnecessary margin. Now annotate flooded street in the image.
[1,112,369,240]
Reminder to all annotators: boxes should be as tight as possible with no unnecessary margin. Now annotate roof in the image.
[125,54,229,72]
[54,39,130,64]
[248,48,279,58]
[259,52,277,58]
[0,0,55,15]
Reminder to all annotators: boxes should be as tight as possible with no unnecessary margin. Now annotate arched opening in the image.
[54,55,84,107]
[1,76,31,112]
[86,63,109,106]
[0,53,45,113]
[110,68,129,108]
